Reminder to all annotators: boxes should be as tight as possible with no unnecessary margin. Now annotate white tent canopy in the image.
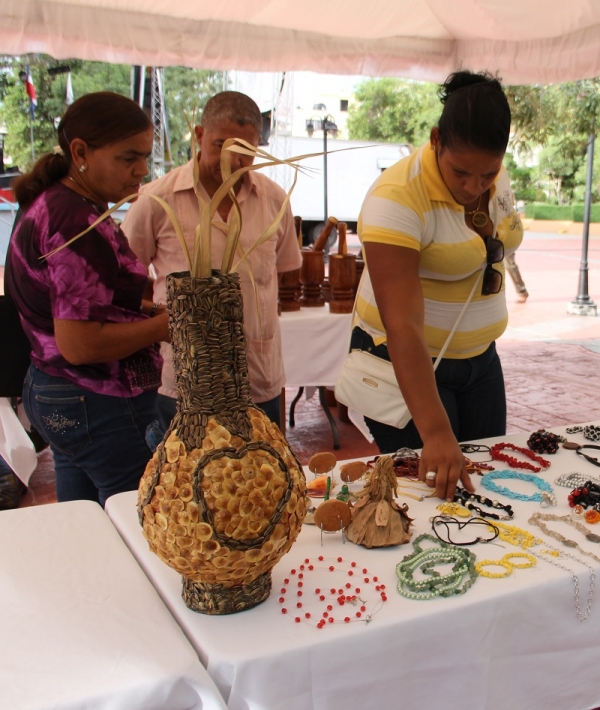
[1,0,600,84]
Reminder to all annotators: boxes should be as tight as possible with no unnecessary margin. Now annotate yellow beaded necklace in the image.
[487,520,542,549]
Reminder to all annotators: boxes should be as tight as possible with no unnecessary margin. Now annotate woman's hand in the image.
[418,429,474,501]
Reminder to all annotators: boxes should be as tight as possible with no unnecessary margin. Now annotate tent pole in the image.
[567,132,597,316]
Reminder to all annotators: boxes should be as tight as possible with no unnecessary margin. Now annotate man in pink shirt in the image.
[123,91,302,431]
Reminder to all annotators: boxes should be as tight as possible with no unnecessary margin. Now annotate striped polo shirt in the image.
[356,142,524,359]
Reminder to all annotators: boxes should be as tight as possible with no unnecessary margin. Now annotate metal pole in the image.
[567,132,597,316]
[323,124,328,222]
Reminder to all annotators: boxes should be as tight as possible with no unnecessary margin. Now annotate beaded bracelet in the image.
[437,501,471,518]
[490,443,550,472]
[527,429,565,455]
[475,552,536,579]
[391,448,420,479]
[567,481,600,510]
[396,534,478,600]
[430,515,500,546]
[584,425,600,442]
[481,470,557,506]
[453,486,514,520]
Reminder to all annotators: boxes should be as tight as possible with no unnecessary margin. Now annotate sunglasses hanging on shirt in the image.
[482,236,504,296]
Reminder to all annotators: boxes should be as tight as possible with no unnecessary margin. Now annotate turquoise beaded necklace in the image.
[481,470,557,506]
[396,534,478,600]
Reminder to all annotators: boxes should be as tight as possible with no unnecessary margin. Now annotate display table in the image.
[106,423,600,710]
[279,308,352,448]
[0,500,227,710]
[279,308,352,388]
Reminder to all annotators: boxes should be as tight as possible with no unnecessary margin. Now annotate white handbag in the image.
[334,270,484,429]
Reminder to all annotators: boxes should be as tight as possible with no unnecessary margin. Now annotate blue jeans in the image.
[23,365,159,506]
[154,392,282,444]
[349,328,506,453]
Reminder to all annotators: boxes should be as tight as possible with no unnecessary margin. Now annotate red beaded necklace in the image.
[490,442,550,472]
[278,556,388,628]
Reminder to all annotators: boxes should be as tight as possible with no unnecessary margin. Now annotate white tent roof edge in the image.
[1,1,600,83]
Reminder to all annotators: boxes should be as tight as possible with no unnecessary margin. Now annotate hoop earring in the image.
[79,165,87,173]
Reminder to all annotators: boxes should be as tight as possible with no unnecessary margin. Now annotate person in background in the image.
[123,91,301,431]
[505,253,528,302]
[353,71,523,501]
[5,92,169,506]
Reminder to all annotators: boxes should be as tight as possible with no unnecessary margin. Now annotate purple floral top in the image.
[6,183,162,397]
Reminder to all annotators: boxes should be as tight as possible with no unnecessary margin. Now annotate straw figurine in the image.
[346,455,413,548]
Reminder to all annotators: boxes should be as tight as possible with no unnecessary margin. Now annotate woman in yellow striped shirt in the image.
[353,70,523,501]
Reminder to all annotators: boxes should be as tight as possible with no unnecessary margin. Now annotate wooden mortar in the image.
[329,223,356,313]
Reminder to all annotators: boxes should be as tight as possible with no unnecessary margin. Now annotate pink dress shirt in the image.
[122,160,301,403]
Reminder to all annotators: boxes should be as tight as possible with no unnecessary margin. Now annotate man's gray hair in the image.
[201,91,262,135]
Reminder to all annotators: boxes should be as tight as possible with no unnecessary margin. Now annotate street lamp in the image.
[305,114,338,223]
[567,131,597,316]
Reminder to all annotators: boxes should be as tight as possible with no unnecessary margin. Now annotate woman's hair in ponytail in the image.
[13,91,151,209]
[436,70,511,154]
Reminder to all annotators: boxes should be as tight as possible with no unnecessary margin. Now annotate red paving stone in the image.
[13,229,600,506]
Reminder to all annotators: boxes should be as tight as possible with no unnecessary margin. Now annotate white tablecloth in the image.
[0,397,37,485]
[279,308,352,388]
[106,423,600,710]
[0,500,227,710]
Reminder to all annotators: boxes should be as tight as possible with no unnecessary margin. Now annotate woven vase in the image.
[137,271,307,615]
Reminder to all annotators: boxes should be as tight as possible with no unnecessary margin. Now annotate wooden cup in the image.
[329,253,357,313]
[299,249,325,307]
[278,269,301,311]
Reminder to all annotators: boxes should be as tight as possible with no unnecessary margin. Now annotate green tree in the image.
[0,55,226,172]
[163,67,227,167]
[0,55,131,170]
[506,79,600,205]
[347,78,439,148]
[504,152,545,203]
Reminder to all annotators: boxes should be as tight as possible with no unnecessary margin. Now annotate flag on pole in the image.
[25,65,37,119]
[66,71,74,106]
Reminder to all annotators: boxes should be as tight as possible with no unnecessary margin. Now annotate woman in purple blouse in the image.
[6,92,170,506]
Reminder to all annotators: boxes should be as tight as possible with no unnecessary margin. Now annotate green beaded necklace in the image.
[396,534,479,600]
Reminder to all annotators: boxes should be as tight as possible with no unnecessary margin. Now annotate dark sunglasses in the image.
[482,237,504,295]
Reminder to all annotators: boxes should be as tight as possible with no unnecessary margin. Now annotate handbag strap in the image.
[432,268,484,370]
[350,266,485,367]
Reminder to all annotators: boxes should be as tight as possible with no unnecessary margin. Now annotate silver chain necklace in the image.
[529,513,596,622]
[532,545,595,622]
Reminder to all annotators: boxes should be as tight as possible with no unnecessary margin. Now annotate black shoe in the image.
[0,471,27,510]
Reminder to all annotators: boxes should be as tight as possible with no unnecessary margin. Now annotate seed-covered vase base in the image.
[182,571,272,615]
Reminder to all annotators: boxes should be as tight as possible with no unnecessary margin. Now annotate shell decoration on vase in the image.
[46,132,337,614]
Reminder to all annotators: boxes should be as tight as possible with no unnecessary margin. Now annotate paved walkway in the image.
[16,229,600,506]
